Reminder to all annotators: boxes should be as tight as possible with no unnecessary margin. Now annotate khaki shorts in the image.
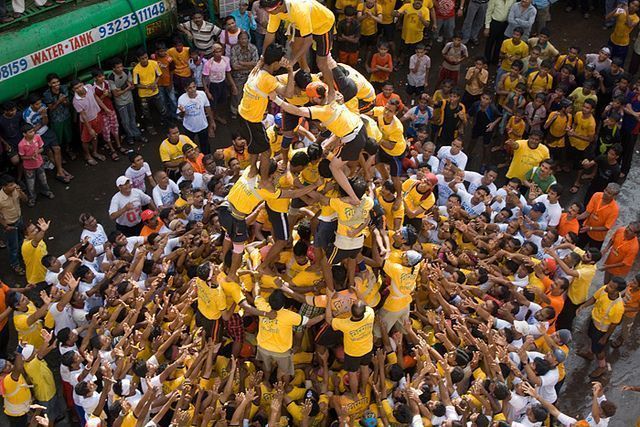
[373,306,410,338]
[257,347,295,377]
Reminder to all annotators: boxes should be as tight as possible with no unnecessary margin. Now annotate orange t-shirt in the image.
[188,153,206,174]
[370,53,393,83]
[605,227,639,276]
[542,276,564,334]
[583,192,619,242]
[558,213,579,237]
[154,55,174,87]
[0,283,9,331]
[141,219,166,237]
[374,92,406,112]
[622,286,640,318]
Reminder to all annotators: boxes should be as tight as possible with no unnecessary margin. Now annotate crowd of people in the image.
[1,0,640,426]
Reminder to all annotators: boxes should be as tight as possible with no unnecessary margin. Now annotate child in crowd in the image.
[18,124,54,206]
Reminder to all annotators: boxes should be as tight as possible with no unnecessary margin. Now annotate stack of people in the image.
[1,0,640,426]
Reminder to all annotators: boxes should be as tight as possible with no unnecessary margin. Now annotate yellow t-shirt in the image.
[195,277,227,320]
[14,302,44,348]
[24,357,56,401]
[403,179,435,218]
[362,114,383,143]
[227,169,281,215]
[500,39,530,71]
[330,196,375,237]
[545,111,571,149]
[267,125,283,156]
[569,112,596,151]
[378,0,396,24]
[376,188,404,230]
[217,271,248,312]
[611,12,640,46]
[332,306,375,356]
[287,395,330,427]
[167,47,191,78]
[506,140,550,181]
[239,70,280,123]
[382,260,418,312]
[266,171,294,213]
[591,286,625,332]
[357,2,383,36]
[22,239,47,284]
[255,296,302,353]
[133,60,162,98]
[158,135,196,163]
[3,374,31,417]
[399,3,430,44]
[567,248,597,305]
[308,102,361,137]
[266,0,335,36]
[372,106,407,156]
[340,64,376,103]
[354,266,382,307]
[527,71,553,95]
[569,88,598,112]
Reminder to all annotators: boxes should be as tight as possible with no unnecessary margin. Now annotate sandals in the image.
[55,175,70,184]
[86,158,98,166]
[118,146,129,154]
[110,151,120,161]
[93,153,106,161]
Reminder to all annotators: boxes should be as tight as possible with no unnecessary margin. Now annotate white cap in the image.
[21,344,35,360]
[115,176,131,187]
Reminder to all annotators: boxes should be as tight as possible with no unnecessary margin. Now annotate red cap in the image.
[141,210,156,221]
[305,81,328,99]
[544,258,557,273]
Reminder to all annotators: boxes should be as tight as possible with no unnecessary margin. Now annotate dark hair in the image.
[293,241,308,257]
[290,151,310,167]
[294,70,313,89]
[268,289,286,310]
[46,73,60,83]
[263,43,286,66]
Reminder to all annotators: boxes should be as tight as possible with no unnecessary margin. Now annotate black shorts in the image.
[314,321,343,348]
[380,23,395,42]
[218,205,248,243]
[266,205,290,241]
[406,84,425,96]
[376,149,404,177]
[335,125,367,162]
[315,219,338,249]
[588,319,608,354]
[359,99,375,113]
[41,128,59,149]
[326,244,361,264]
[283,111,301,132]
[344,351,373,372]
[360,34,377,47]
[208,81,228,106]
[196,310,222,341]
[313,30,334,57]
[244,119,269,155]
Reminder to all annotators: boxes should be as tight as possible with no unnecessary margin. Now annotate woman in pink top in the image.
[203,43,238,125]
[17,124,54,206]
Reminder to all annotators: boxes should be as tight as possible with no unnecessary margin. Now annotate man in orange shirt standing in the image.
[601,221,640,283]
[577,183,621,250]
[612,273,640,348]
[557,202,582,237]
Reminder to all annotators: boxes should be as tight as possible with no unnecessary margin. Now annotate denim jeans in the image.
[461,1,488,42]
[158,85,178,120]
[252,31,265,55]
[116,102,142,142]
[4,217,24,268]
[139,94,168,129]
[25,166,50,200]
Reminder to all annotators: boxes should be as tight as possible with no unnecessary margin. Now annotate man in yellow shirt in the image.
[1,354,32,424]
[395,0,431,60]
[576,277,627,378]
[606,0,640,62]
[568,99,597,163]
[158,125,197,180]
[22,341,63,423]
[357,0,383,61]
[21,218,50,285]
[328,297,375,397]
[505,130,550,181]
[260,0,337,91]
[8,291,50,348]
[239,44,294,181]
[500,27,530,73]
[132,49,168,135]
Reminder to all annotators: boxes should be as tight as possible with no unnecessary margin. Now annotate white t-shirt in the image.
[436,174,455,206]
[415,153,440,173]
[464,170,498,195]
[49,302,77,334]
[534,194,562,227]
[178,91,210,133]
[108,189,152,227]
[456,186,486,216]
[152,180,180,208]
[408,54,431,87]
[177,172,205,190]
[526,351,560,403]
[125,162,153,192]
[45,254,66,288]
[436,146,468,173]
[80,224,108,253]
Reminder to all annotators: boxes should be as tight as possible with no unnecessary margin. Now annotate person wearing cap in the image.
[505,130,550,182]
[108,176,155,236]
[586,47,613,72]
[259,0,336,91]
[139,210,165,238]
[576,277,626,378]
[1,353,33,426]
[273,79,370,205]
[374,249,424,338]
[22,336,64,424]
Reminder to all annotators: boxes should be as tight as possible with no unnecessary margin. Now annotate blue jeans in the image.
[4,217,24,268]
[115,102,141,142]
[158,85,178,120]
[252,31,265,54]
